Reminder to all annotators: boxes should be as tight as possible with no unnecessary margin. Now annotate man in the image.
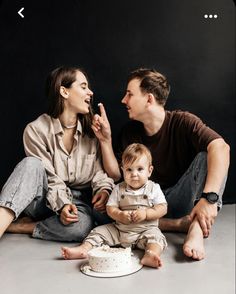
[92,68,230,260]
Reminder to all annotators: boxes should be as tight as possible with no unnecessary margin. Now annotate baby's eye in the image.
[127,168,132,172]
[138,167,144,172]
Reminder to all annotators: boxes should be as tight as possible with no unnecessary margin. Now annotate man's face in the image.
[121,78,148,121]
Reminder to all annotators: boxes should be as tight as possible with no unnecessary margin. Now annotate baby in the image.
[61,143,167,268]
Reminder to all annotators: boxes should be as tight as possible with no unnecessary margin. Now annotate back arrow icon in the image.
[18,7,24,18]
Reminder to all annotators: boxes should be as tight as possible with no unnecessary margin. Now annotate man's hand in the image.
[92,190,109,213]
[118,211,133,224]
[60,204,79,225]
[190,198,218,237]
[131,209,147,223]
[92,103,111,143]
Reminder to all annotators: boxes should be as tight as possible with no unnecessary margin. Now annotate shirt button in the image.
[70,172,73,175]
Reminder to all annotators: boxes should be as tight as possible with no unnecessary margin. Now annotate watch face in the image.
[207,193,219,203]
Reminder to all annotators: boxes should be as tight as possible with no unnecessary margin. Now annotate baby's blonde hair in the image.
[122,143,152,167]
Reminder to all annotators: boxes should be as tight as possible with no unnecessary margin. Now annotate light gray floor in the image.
[0,204,235,294]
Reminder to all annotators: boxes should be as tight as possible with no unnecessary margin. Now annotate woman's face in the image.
[64,71,93,114]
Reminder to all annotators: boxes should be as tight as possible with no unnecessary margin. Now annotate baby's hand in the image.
[119,211,132,224]
[131,209,147,223]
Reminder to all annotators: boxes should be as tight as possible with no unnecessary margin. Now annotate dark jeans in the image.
[163,152,226,218]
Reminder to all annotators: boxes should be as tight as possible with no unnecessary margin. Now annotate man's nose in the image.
[121,95,127,104]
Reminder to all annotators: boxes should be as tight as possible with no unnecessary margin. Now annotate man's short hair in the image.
[127,68,170,106]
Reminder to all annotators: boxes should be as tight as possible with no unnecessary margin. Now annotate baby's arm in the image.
[132,203,167,223]
[146,203,167,220]
[107,206,132,224]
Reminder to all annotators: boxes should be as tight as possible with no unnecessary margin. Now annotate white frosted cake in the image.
[87,246,132,273]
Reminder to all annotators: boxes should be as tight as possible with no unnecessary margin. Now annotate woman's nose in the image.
[88,88,93,96]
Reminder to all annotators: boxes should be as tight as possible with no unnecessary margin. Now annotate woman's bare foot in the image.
[183,218,205,260]
[6,216,35,234]
[159,215,191,233]
[0,207,15,238]
[61,242,92,260]
[141,251,163,268]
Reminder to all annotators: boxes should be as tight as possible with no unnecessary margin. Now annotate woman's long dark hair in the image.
[46,66,94,137]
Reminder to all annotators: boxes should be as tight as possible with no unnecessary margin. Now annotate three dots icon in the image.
[204,14,218,19]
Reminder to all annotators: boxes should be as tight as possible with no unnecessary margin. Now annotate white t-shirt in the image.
[107,180,167,207]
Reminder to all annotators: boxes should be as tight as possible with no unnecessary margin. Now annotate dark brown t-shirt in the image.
[118,110,221,189]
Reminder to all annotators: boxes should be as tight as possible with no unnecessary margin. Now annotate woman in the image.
[0,66,114,241]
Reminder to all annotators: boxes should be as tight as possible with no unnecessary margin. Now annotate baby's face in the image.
[122,155,153,190]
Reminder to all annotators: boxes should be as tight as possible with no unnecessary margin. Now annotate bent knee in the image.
[65,220,93,242]
[19,157,43,170]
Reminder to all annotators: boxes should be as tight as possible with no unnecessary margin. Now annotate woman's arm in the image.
[92,103,121,181]
[23,123,72,212]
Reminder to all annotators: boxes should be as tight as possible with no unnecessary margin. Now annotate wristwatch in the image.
[201,192,219,204]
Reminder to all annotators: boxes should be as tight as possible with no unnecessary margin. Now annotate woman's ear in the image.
[60,86,69,99]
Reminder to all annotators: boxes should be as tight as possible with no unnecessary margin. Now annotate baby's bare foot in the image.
[141,251,163,268]
[61,243,92,260]
[183,219,205,260]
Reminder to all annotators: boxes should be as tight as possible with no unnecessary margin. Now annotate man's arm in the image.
[190,138,230,237]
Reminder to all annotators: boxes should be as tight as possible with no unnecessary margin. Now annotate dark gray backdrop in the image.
[0,0,235,203]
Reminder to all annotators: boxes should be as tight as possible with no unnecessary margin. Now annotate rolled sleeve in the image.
[47,187,72,212]
[91,158,114,195]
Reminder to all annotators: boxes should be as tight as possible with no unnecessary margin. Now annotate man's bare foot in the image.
[159,215,191,233]
[183,218,205,260]
[141,251,163,268]
[6,217,35,234]
[61,242,92,260]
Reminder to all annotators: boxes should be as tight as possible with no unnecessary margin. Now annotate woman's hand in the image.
[60,204,79,225]
[92,190,109,213]
[92,103,112,143]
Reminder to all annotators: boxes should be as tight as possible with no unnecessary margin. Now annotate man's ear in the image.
[147,93,155,105]
[60,86,69,99]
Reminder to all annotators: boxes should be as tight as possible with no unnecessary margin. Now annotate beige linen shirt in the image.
[23,114,114,212]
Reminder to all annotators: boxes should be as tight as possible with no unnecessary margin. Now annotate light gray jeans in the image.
[0,157,110,242]
[163,152,226,218]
